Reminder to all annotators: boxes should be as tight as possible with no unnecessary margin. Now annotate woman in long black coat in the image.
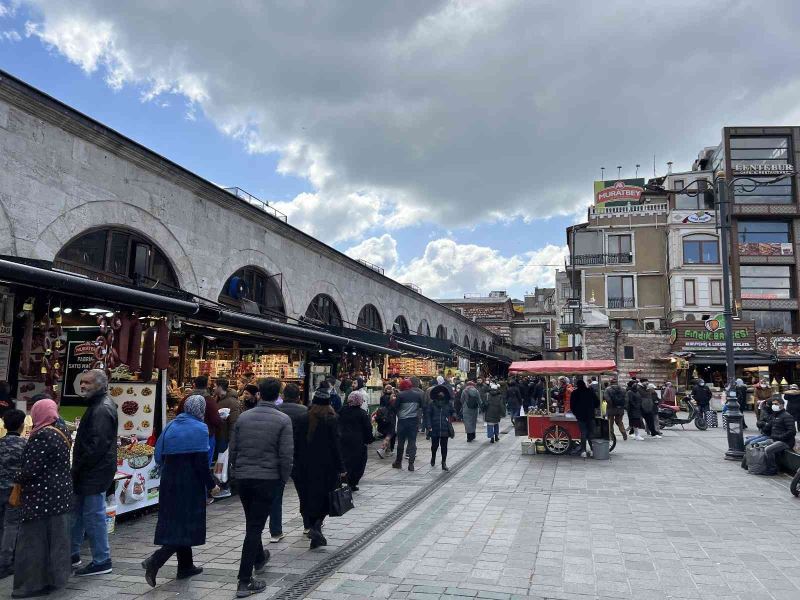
[302,385,346,549]
[142,396,217,587]
[338,388,373,491]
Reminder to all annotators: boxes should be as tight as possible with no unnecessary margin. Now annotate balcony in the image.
[608,297,635,309]
[589,202,668,217]
[567,252,633,266]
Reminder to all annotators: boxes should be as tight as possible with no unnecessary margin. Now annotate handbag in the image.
[213,448,230,483]
[446,420,455,439]
[328,483,354,517]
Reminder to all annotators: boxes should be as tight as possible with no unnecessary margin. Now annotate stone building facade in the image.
[0,70,498,351]
[582,326,672,384]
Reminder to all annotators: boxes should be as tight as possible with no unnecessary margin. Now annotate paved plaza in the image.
[3,419,800,600]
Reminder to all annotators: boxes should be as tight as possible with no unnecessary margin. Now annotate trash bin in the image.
[513,416,528,437]
[591,439,610,460]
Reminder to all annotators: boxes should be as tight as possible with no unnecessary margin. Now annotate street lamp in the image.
[649,169,794,459]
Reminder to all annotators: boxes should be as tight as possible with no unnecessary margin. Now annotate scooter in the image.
[658,395,707,431]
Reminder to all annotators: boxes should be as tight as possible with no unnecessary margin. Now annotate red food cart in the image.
[509,359,618,455]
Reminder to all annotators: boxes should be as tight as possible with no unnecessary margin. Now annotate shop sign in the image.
[0,336,10,381]
[62,330,104,401]
[733,163,794,176]
[775,341,800,359]
[669,314,755,352]
[593,178,645,210]
[738,242,793,256]
[681,211,714,224]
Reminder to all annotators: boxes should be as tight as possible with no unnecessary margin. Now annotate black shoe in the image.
[75,560,113,576]
[176,566,203,579]
[71,554,82,568]
[309,528,328,549]
[237,578,267,597]
[490,438,494,443]
[391,462,401,469]
[430,456,435,467]
[408,461,415,472]
[350,485,359,492]
[141,557,158,588]
[494,435,500,442]
[442,463,449,472]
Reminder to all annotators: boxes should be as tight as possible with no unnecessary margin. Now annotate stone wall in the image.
[583,326,674,384]
[0,76,497,349]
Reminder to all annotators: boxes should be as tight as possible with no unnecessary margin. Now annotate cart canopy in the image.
[508,359,617,375]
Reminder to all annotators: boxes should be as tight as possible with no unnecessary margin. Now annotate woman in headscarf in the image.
[142,396,218,587]
[375,384,397,459]
[425,384,455,470]
[13,399,72,598]
[301,383,345,549]
[338,388,373,491]
[460,381,481,442]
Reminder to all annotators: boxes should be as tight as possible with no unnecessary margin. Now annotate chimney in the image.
[667,161,673,174]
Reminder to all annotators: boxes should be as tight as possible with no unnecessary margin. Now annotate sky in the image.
[3,1,800,299]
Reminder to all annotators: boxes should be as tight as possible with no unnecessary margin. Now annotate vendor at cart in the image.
[571,379,599,458]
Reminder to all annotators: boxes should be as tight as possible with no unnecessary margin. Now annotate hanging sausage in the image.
[154,319,170,371]
[128,316,143,372]
[140,324,156,382]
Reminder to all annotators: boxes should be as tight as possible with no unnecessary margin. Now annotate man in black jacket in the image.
[276,383,310,537]
[71,369,118,576]
[571,380,599,457]
[763,397,797,462]
[392,379,424,471]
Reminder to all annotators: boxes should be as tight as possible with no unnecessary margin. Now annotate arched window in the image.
[220,266,285,316]
[393,315,410,335]
[464,335,470,348]
[357,304,383,332]
[451,328,460,344]
[305,294,342,327]
[682,234,719,264]
[54,227,178,289]
[472,338,479,350]
[481,340,487,351]
[436,325,447,340]
[418,319,431,336]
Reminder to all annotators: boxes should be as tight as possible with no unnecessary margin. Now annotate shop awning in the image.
[679,351,776,366]
[0,257,200,315]
[509,359,617,375]
[392,334,453,359]
[212,309,402,356]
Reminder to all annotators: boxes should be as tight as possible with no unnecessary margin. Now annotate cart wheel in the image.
[542,426,571,455]
[609,432,617,452]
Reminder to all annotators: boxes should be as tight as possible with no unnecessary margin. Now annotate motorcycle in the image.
[658,395,707,430]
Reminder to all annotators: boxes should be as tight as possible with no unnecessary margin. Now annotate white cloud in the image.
[1,29,19,41]
[18,0,800,238]
[350,235,567,298]
[271,191,382,244]
[344,234,399,272]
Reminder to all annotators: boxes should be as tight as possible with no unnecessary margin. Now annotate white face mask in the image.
[772,405,782,412]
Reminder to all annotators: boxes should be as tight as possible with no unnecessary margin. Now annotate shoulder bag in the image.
[328,482,354,517]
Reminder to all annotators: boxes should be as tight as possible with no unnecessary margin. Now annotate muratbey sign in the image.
[593,178,645,211]
[670,314,755,352]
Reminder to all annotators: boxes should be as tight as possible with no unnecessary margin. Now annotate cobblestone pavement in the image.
[3,418,800,600]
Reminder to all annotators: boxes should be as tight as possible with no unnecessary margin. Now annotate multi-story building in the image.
[565,179,674,382]
[523,287,557,350]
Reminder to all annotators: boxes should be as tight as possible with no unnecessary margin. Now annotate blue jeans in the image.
[208,435,216,468]
[71,493,110,565]
[745,435,770,447]
[268,481,285,536]
[486,423,499,439]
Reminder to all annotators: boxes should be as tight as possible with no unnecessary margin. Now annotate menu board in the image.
[114,443,160,515]
[109,382,157,439]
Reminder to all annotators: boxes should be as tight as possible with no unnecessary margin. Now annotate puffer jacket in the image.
[395,388,424,421]
[485,389,506,424]
[766,409,796,446]
[783,390,800,422]
[626,388,642,419]
[229,400,293,482]
[0,432,26,490]
[72,392,118,495]
[425,401,454,437]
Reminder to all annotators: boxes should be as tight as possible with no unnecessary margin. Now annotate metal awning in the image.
[681,351,776,366]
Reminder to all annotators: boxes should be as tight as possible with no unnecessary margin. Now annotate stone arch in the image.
[481,340,487,351]
[34,200,197,293]
[463,335,470,348]
[0,198,17,255]
[346,293,387,330]
[357,303,384,332]
[435,324,447,340]
[215,249,294,316]
[302,280,349,326]
[417,318,431,336]
[392,314,410,335]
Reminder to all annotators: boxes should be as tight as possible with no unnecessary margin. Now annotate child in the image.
[0,409,27,579]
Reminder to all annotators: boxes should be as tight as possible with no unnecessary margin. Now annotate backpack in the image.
[609,386,625,408]
[465,388,480,410]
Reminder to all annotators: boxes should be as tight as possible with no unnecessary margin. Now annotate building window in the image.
[673,179,685,191]
[435,324,448,340]
[393,315,410,335]
[740,266,792,299]
[683,234,719,264]
[607,276,635,309]
[55,227,179,290]
[357,304,383,332]
[623,345,634,360]
[742,310,793,333]
[221,267,285,316]
[612,319,637,330]
[711,279,722,305]
[607,234,632,263]
[737,221,791,256]
[675,180,713,210]
[730,136,793,204]
[305,294,343,327]
[418,319,431,336]
[684,279,696,306]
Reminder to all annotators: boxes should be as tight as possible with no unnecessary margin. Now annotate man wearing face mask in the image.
[71,369,118,576]
[762,397,797,463]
